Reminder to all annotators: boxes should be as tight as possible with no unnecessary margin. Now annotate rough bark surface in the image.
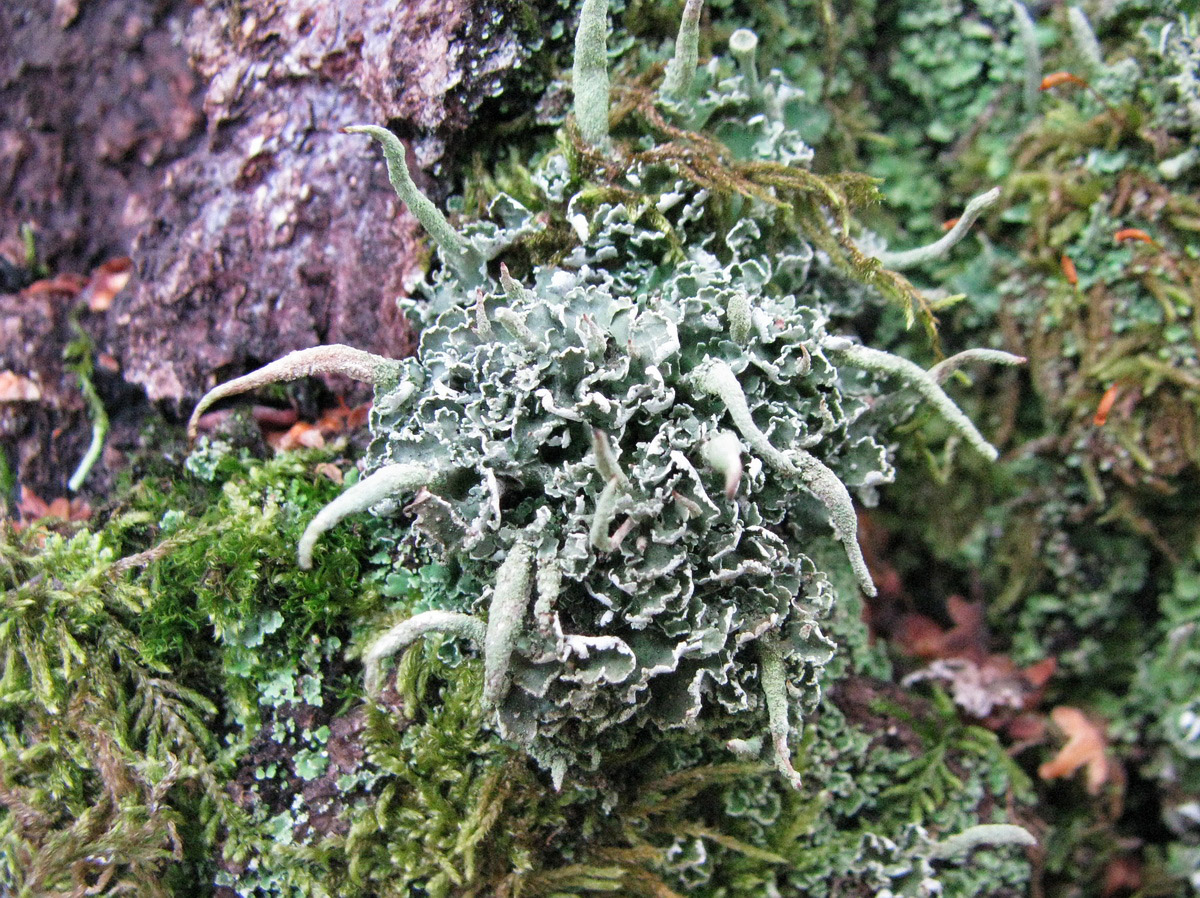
[0,0,539,495]
[0,0,202,494]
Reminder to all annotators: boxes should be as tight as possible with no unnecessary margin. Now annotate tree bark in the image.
[0,0,537,495]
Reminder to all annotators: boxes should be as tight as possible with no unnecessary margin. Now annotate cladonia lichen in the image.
[192,0,1019,789]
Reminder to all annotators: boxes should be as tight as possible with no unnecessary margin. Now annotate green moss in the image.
[0,445,383,895]
[0,512,224,895]
[31,1,1200,894]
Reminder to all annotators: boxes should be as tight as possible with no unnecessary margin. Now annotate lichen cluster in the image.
[735,1,1200,891]
[191,0,1020,791]
[4,1,1114,894]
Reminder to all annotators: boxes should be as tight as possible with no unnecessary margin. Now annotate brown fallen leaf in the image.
[82,257,133,312]
[23,273,86,297]
[895,595,988,664]
[1006,712,1047,743]
[252,405,300,429]
[314,462,344,484]
[317,399,371,434]
[903,658,1029,717]
[1102,855,1142,898]
[53,0,81,29]
[1039,706,1112,795]
[1023,657,1056,691]
[13,486,92,531]
[267,421,326,451]
[903,654,1055,721]
[0,371,42,402]
[16,487,50,520]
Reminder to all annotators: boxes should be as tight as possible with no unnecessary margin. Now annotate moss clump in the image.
[0,444,378,895]
[0,436,1031,896]
[0,523,219,896]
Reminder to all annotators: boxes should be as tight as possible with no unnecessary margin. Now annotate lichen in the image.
[192,0,1020,800]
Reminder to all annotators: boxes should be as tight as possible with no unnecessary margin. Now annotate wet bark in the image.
[0,0,539,496]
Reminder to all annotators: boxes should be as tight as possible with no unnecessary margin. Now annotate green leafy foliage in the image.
[0,446,380,896]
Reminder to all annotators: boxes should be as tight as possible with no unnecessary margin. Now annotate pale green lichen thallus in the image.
[192,0,1016,789]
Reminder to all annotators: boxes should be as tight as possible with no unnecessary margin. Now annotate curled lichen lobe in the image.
[362,239,889,768]
[193,2,1015,784]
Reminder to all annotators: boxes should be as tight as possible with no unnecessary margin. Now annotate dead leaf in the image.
[13,486,92,531]
[898,593,1057,724]
[314,462,344,484]
[53,0,81,28]
[317,399,371,434]
[82,257,133,312]
[16,487,50,521]
[1006,712,1047,743]
[903,658,1028,717]
[252,405,299,429]
[903,651,1054,720]
[23,274,86,297]
[1038,706,1112,795]
[267,421,325,451]
[1102,855,1142,898]
[895,595,988,663]
[0,371,42,402]
[1022,657,1057,691]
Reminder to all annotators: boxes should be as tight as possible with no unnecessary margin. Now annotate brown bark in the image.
[0,0,539,495]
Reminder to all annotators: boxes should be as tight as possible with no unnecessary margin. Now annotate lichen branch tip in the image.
[188,345,402,441]
[929,823,1038,860]
[759,634,803,790]
[661,0,704,103]
[928,348,1026,385]
[572,0,612,148]
[344,124,485,286]
[298,462,438,569]
[873,187,1001,270]
[728,29,760,94]
[701,430,744,499]
[827,339,1003,461]
[364,610,486,695]
[482,542,535,709]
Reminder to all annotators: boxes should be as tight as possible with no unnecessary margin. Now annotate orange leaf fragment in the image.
[1094,384,1119,426]
[941,217,960,232]
[1038,706,1111,794]
[0,371,42,402]
[267,421,326,451]
[1113,228,1155,246]
[16,486,50,520]
[1040,71,1089,90]
[1060,254,1078,286]
[1102,856,1143,898]
[23,273,86,297]
[896,595,988,664]
[251,405,300,429]
[13,486,92,530]
[314,462,344,484]
[82,257,133,312]
[317,399,372,434]
[1023,656,1057,690]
